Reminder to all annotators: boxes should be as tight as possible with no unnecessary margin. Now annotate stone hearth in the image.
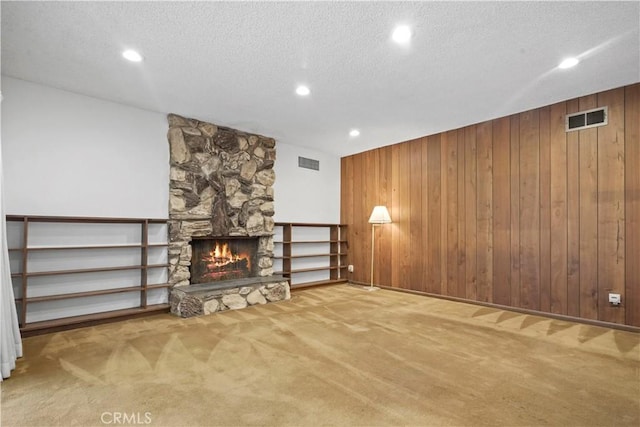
[166,113,289,317]
[170,276,290,318]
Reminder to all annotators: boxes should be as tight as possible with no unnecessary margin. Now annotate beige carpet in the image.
[1,284,639,426]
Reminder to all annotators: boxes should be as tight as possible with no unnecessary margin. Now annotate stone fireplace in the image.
[166,113,289,318]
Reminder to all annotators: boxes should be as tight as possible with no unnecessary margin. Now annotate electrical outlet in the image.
[348,265,354,273]
[608,293,621,305]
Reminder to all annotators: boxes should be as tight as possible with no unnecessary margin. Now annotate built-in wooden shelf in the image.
[273,252,347,260]
[147,283,171,290]
[275,265,346,275]
[13,243,168,251]
[8,216,347,332]
[7,215,169,334]
[6,215,167,224]
[290,279,348,290]
[15,263,169,278]
[26,286,145,303]
[275,240,348,244]
[274,222,348,288]
[20,304,170,336]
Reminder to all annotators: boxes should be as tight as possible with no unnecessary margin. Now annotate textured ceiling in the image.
[2,1,639,157]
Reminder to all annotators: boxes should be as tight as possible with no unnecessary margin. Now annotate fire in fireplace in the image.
[190,237,259,284]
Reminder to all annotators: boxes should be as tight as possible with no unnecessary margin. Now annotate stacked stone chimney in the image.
[166,114,276,287]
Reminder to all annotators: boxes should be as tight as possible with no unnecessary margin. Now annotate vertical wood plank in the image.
[510,115,521,307]
[446,130,459,298]
[492,117,511,305]
[476,121,493,302]
[457,130,467,298]
[340,157,353,275]
[625,83,640,327]
[579,95,599,320]
[351,154,365,283]
[440,133,449,295]
[465,126,478,300]
[566,98,581,317]
[539,107,552,312]
[410,140,423,291]
[398,142,412,289]
[378,147,393,287]
[427,135,442,294]
[549,102,568,315]
[519,109,540,310]
[597,88,625,324]
[419,139,429,293]
[391,144,401,288]
[362,150,372,285]
[368,149,382,286]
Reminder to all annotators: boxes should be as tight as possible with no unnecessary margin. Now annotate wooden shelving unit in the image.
[6,215,170,334]
[273,222,348,288]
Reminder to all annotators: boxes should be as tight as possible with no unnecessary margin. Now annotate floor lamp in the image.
[368,206,392,291]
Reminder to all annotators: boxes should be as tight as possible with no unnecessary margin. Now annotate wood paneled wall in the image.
[341,83,640,327]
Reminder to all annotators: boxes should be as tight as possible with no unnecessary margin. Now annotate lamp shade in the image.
[368,206,392,224]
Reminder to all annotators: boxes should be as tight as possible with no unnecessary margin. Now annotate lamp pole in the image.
[367,206,391,291]
[370,223,376,290]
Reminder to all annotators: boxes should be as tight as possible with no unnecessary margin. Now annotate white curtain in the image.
[0,90,23,381]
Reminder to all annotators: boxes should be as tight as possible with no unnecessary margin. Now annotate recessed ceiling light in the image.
[558,57,579,69]
[392,25,412,44]
[122,49,143,62]
[349,129,360,137]
[296,85,310,96]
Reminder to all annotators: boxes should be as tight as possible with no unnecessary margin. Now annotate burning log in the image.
[205,258,249,273]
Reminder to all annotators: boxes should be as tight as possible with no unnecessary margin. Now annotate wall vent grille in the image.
[298,156,319,171]
[566,106,608,132]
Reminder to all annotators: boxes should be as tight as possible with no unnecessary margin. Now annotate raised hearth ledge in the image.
[169,275,290,318]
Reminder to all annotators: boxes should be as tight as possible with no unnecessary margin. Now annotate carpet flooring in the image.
[1,284,639,426]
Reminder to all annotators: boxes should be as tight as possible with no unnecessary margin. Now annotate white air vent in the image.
[298,156,319,171]
[566,106,608,132]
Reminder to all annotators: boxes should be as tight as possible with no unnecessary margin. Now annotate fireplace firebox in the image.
[190,237,259,284]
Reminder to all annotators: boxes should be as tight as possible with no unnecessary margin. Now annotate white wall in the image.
[1,77,343,319]
[272,143,341,284]
[273,142,340,223]
[1,77,169,218]
[2,77,341,223]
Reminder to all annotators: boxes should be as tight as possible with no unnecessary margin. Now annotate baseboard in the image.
[347,280,640,333]
[20,304,171,337]
[290,279,348,291]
